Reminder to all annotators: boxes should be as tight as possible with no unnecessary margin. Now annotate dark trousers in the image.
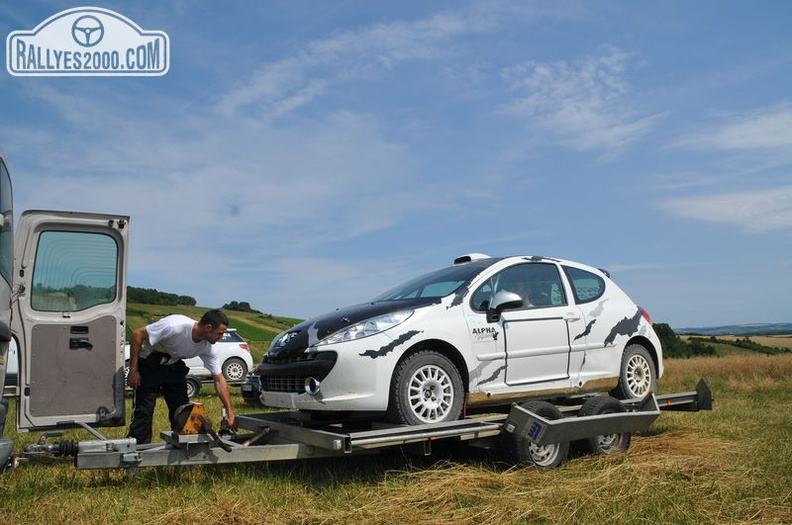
[127,352,189,445]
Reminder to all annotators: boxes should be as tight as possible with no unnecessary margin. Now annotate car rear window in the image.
[222,331,245,343]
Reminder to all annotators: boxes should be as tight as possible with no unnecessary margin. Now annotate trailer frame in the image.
[15,380,712,473]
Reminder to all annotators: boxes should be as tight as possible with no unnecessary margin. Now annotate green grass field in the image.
[2,350,791,524]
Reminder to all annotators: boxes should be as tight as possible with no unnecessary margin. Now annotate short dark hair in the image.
[199,309,229,329]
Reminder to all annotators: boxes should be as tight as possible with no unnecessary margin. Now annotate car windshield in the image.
[373,259,497,301]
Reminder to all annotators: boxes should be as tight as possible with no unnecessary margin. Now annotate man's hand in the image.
[127,326,149,391]
[213,374,238,431]
[226,413,237,431]
[127,368,141,389]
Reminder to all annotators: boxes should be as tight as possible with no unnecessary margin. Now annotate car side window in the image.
[472,263,567,311]
[470,280,493,311]
[563,266,606,304]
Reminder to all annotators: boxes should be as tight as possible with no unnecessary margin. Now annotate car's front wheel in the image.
[222,357,248,382]
[387,350,464,425]
[611,344,656,399]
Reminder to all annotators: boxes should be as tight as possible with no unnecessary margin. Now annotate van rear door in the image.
[13,211,128,432]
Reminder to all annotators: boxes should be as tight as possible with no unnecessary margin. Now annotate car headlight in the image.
[315,310,414,346]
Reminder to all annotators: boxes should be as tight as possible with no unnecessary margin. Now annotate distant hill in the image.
[675,323,792,336]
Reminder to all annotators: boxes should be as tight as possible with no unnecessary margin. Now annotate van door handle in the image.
[563,313,581,322]
[69,338,93,350]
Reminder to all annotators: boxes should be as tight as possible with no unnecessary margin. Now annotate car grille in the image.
[262,375,307,393]
[265,353,320,365]
[260,351,337,394]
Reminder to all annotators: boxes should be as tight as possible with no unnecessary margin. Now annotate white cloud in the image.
[213,10,497,120]
[660,186,792,233]
[501,45,665,160]
[677,103,792,152]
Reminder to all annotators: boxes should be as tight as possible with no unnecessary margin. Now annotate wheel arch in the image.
[625,335,660,377]
[396,339,469,393]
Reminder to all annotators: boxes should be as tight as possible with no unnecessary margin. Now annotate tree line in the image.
[127,286,262,314]
[127,286,196,306]
[653,323,789,357]
[653,323,716,358]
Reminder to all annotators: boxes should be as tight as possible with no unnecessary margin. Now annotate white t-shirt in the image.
[141,314,221,376]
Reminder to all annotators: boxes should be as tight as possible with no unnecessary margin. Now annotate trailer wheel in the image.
[505,401,569,470]
[611,344,656,400]
[387,350,463,425]
[577,396,631,455]
[186,377,201,398]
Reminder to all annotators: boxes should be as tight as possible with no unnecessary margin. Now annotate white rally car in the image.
[258,254,663,425]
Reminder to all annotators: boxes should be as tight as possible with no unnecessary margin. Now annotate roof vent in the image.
[454,253,490,264]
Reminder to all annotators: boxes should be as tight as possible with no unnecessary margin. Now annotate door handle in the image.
[563,313,581,322]
[69,338,93,350]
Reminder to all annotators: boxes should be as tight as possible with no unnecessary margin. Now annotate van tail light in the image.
[640,307,652,324]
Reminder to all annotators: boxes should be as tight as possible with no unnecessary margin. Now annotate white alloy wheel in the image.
[625,351,652,397]
[612,344,656,400]
[388,350,464,425]
[408,363,455,423]
[222,358,248,382]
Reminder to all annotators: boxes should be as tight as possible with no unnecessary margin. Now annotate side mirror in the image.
[487,291,523,323]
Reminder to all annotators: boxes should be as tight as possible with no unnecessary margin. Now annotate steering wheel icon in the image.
[71,15,105,47]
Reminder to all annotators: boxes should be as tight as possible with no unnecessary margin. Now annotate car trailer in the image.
[11,380,711,473]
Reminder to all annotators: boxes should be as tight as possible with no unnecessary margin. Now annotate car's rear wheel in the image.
[222,357,248,382]
[611,344,656,399]
[387,350,463,425]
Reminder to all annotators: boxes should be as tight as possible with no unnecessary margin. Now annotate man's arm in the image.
[126,326,149,389]
[213,374,236,429]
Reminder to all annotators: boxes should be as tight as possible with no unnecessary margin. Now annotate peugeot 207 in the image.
[257,254,663,425]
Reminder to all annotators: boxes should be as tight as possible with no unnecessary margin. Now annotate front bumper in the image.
[259,333,399,412]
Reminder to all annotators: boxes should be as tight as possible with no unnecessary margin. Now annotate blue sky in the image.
[1,1,790,328]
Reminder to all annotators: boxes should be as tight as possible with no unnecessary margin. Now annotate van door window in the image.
[31,231,118,311]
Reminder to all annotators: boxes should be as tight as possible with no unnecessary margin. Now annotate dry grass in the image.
[716,334,792,348]
[2,353,791,524]
[660,353,792,393]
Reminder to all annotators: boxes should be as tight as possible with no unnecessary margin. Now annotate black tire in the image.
[387,350,464,425]
[185,377,201,398]
[611,344,656,400]
[504,400,569,470]
[576,396,631,455]
[222,357,248,382]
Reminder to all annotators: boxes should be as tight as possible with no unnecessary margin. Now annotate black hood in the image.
[266,297,440,359]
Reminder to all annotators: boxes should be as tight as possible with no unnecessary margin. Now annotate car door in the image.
[13,210,128,431]
[494,262,585,386]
